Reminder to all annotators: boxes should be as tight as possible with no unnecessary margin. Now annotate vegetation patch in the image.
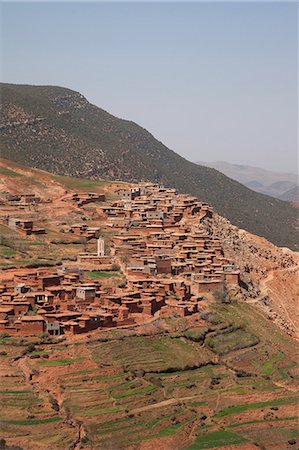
[228,416,299,428]
[112,385,157,399]
[91,336,214,373]
[261,352,285,376]
[80,406,120,416]
[205,327,259,355]
[0,245,17,256]
[0,166,22,177]
[214,397,298,418]
[188,430,248,449]
[53,174,108,192]
[87,270,121,279]
[2,417,61,425]
[37,357,84,366]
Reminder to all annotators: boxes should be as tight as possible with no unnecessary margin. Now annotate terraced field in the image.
[0,337,75,449]
[0,303,298,449]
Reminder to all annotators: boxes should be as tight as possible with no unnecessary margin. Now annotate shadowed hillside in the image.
[1,83,298,250]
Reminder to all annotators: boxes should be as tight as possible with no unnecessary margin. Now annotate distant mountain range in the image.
[0,82,298,250]
[279,185,299,202]
[197,161,298,201]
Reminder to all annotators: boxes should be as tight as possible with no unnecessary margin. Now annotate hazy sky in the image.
[1,1,298,173]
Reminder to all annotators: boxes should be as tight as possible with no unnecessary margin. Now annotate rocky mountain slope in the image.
[197,160,298,200]
[1,82,298,250]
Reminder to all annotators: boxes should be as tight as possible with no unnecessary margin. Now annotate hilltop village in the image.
[0,182,242,337]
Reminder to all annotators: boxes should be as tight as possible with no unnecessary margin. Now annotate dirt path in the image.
[262,266,299,334]
[246,264,299,337]
[129,394,204,414]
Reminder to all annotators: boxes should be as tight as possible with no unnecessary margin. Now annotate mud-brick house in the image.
[77,314,100,332]
[26,291,54,306]
[0,306,14,320]
[70,192,106,207]
[0,285,6,295]
[77,253,113,267]
[224,271,240,286]
[191,279,224,296]
[122,187,141,201]
[19,315,46,335]
[76,286,96,301]
[20,194,38,205]
[6,194,21,202]
[0,319,10,333]
[46,321,61,336]
[161,300,198,317]
[47,286,75,303]
[8,218,33,234]
[5,300,31,317]
[14,270,39,287]
[62,321,80,334]
[155,256,172,274]
[39,275,61,290]
[117,304,129,321]
[14,283,30,294]
[121,298,141,314]
[98,312,114,328]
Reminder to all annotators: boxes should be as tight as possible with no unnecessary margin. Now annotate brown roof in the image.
[21,315,45,322]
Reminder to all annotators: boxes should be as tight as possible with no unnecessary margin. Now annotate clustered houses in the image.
[67,223,101,240]
[0,267,128,336]
[0,183,241,336]
[63,192,106,207]
[5,193,42,205]
[8,218,46,235]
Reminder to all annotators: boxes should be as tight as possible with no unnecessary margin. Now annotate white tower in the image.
[97,237,105,257]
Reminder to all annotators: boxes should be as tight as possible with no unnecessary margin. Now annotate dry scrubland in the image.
[0,159,298,449]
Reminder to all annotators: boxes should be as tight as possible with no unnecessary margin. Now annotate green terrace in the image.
[1,417,62,426]
[214,397,298,418]
[188,430,249,449]
[0,166,23,177]
[86,270,121,279]
[36,357,85,366]
[52,174,109,192]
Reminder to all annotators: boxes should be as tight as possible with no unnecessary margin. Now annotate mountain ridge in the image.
[1,82,298,250]
[197,160,298,199]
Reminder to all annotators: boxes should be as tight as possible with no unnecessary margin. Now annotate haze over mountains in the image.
[1,83,298,250]
[197,161,298,201]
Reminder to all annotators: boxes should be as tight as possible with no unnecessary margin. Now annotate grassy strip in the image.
[58,369,97,377]
[227,416,299,428]
[87,271,121,279]
[277,361,298,380]
[112,385,157,399]
[0,245,17,256]
[214,397,298,418]
[80,406,120,416]
[37,357,84,366]
[2,417,61,425]
[96,421,146,436]
[261,352,284,376]
[52,174,107,191]
[0,167,22,177]
[0,390,32,395]
[129,414,196,443]
[189,401,207,407]
[188,430,248,449]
